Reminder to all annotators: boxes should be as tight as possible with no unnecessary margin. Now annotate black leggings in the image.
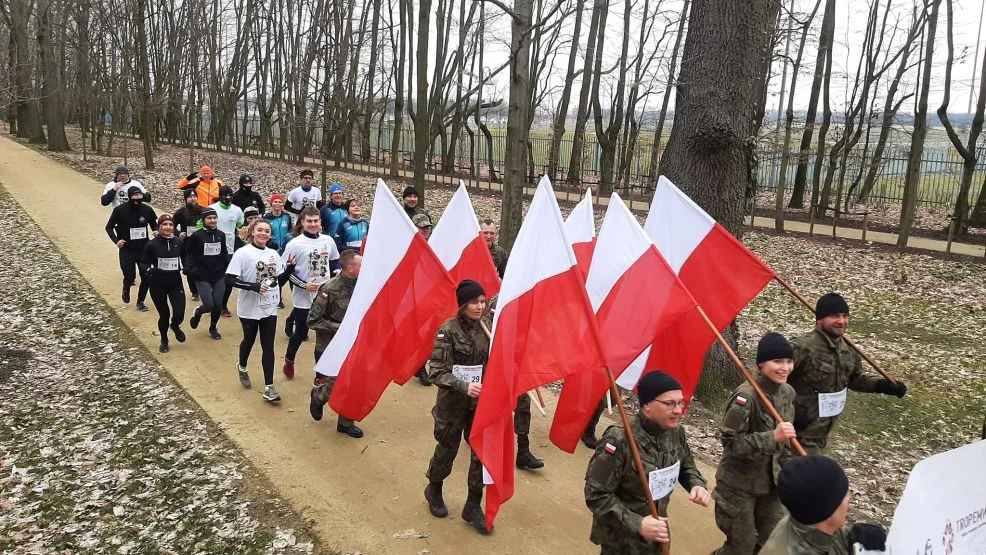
[193,279,225,327]
[119,248,149,303]
[222,281,233,312]
[149,275,185,341]
[285,307,310,361]
[239,315,277,386]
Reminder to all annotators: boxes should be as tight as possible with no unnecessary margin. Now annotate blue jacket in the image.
[320,202,348,237]
[264,211,292,254]
[335,218,368,253]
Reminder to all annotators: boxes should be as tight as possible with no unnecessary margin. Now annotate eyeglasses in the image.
[652,399,686,409]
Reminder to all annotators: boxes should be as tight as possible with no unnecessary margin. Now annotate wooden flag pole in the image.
[478,320,547,416]
[772,276,897,384]
[605,366,672,555]
[695,306,807,457]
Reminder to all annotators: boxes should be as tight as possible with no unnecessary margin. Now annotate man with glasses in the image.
[584,370,711,553]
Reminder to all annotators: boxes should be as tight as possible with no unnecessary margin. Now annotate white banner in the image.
[885,439,986,555]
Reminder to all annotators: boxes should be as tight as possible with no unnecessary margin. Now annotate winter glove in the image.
[186,171,199,181]
[873,378,907,398]
[847,523,887,551]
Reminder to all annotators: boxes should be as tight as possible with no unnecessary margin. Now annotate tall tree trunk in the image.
[134,0,155,167]
[546,0,585,181]
[412,0,432,202]
[567,0,605,188]
[10,0,46,143]
[660,0,780,402]
[391,0,408,176]
[37,0,70,151]
[499,0,534,250]
[898,0,941,250]
[649,0,690,181]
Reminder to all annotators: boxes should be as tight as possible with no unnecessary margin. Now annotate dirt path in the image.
[0,135,723,554]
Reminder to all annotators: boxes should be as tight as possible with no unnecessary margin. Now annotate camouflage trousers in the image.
[515,393,531,436]
[426,388,483,492]
[712,483,784,555]
[312,349,354,428]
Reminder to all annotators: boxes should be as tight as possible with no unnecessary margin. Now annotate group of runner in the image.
[102,165,381,404]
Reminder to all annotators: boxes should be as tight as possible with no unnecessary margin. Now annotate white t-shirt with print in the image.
[227,244,285,320]
[103,180,147,208]
[209,202,244,253]
[286,186,322,212]
[281,233,339,310]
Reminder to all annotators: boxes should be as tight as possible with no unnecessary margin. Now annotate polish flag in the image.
[563,188,596,280]
[318,180,457,421]
[429,181,501,297]
[618,176,775,398]
[550,193,697,453]
[469,177,606,530]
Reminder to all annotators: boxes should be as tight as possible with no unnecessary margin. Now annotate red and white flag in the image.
[563,188,596,280]
[429,181,501,297]
[618,176,775,398]
[550,193,696,452]
[470,176,606,530]
[318,179,457,421]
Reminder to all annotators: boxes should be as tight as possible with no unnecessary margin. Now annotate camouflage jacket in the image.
[429,315,489,397]
[759,516,851,555]
[789,329,881,441]
[715,377,796,494]
[307,273,357,351]
[488,243,509,278]
[585,413,707,554]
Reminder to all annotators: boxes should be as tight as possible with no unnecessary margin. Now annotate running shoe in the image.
[209,327,222,340]
[159,341,169,353]
[221,309,232,318]
[237,363,251,388]
[189,313,201,329]
[263,385,281,403]
[302,334,310,342]
[283,359,295,380]
[278,301,285,309]
[191,294,199,302]
[122,287,131,304]
[136,302,150,312]
[171,325,186,343]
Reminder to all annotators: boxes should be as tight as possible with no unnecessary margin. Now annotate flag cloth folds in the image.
[563,188,596,280]
[318,179,456,421]
[429,181,501,297]
[469,176,606,530]
[619,176,775,399]
[550,193,696,453]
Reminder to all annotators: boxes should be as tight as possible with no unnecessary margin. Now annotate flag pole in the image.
[694,306,807,457]
[479,320,547,416]
[605,366,672,555]
[772,276,896,384]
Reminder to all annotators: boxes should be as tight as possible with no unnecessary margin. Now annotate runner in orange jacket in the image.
[177,165,223,208]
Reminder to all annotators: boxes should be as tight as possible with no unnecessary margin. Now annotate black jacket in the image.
[232,188,266,214]
[184,226,230,282]
[105,201,158,251]
[140,235,183,278]
[174,204,204,237]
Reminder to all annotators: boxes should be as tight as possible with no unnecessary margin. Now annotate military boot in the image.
[515,434,545,470]
[461,489,491,535]
[309,377,330,422]
[424,481,448,518]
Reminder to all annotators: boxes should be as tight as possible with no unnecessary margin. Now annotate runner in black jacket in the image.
[141,214,187,352]
[184,208,229,339]
[174,189,204,300]
[231,174,266,214]
[105,186,157,310]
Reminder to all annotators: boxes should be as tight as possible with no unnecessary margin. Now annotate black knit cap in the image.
[456,279,485,307]
[300,169,314,178]
[127,185,143,198]
[200,207,218,219]
[777,455,849,525]
[114,166,130,175]
[757,332,794,364]
[219,185,234,196]
[182,188,196,200]
[637,371,682,406]
[239,174,253,185]
[815,292,849,320]
[402,186,418,199]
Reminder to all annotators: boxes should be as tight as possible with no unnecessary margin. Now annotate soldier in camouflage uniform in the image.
[479,218,544,470]
[760,455,887,554]
[584,371,711,554]
[713,333,798,554]
[307,249,364,438]
[424,280,493,534]
[790,293,907,454]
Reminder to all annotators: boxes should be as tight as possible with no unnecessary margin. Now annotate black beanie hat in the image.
[757,332,794,364]
[182,188,196,200]
[114,165,130,176]
[637,371,682,406]
[777,455,849,525]
[239,174,253,186]
[219,185,234,197]
[402,186,418,199]
[815,292,850,320]
[300,169,314,178]
[200,207,218,219]
[456,279,485,307]
[127,185,143,198]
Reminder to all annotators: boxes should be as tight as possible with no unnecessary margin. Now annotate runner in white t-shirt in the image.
[226,219,294,403]
[208,186,245,254]
[100,166,150,208]
[285,169,323,225]
[279,207,340,379]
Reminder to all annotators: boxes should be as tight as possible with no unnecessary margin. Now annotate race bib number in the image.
[649,461,680,501]
[259,290,278,309]
[157,257,179,271]
[346,240,363,248]
[129,227,147,240]
[452,364,483,384]
[203,242,221,256]
[818,388,848,418]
